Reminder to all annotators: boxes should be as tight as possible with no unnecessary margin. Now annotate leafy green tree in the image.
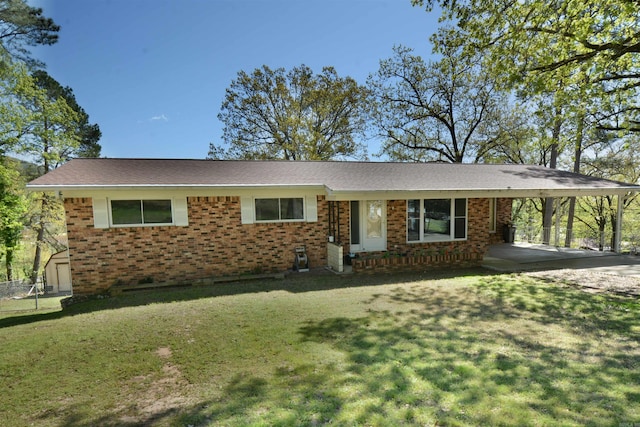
[413,0,640,132]
[23,70,103,283]
[7,68,79,283]
[1,58,101,283]
[0,159,27,281]
[415,0,640,245]
[0,55,31,155]
[14,71,79,171]
[578,134,640,250]
[211,64,368,160]
[367,43,508,163]
[32,70,102,158]
[0,0,59,67]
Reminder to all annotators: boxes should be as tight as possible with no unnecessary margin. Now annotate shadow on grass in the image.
[32,272,640,426]
[477,274,640,337]
[160,275,640,426]
[0,267,489,329]
[35,402,185,427]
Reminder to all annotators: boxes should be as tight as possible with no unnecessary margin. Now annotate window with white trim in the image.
[111,199,173,226]
[407,198,467,242]
[255,197,304,222]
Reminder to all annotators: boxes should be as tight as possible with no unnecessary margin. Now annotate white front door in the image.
[351,200,386,252]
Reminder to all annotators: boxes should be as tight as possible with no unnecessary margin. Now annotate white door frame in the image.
[350,200,387,252]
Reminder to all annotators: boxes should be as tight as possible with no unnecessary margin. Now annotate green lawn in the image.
[0,294,66,315]
[0,270,638,426]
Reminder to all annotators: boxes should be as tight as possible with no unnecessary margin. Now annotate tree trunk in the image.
[5,248,14,281]
[30,195,47,284]
[30,150,51,285]
[30,224,44,284]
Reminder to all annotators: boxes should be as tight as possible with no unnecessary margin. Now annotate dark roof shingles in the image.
[27,158,637,192]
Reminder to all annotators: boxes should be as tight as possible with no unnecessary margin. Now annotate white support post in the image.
[554,197,561,247]
[615,194,625,253]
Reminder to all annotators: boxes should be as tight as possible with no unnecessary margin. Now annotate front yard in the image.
[0,269,638,426]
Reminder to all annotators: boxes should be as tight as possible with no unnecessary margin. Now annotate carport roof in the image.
[27,158,639,198]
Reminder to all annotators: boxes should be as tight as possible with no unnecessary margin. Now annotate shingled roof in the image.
[27,158,639,198]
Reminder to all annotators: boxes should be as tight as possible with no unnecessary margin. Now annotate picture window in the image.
[407,198,467,242]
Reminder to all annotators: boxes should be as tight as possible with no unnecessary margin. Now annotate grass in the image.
[0,269,638,426]
[0,294,67,315]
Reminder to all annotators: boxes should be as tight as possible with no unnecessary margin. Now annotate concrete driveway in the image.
[483,242,640,277]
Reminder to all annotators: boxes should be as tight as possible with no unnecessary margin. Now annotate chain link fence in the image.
[0,278,44,312]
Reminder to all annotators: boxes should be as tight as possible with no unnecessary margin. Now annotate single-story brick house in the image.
[27,159,638,295]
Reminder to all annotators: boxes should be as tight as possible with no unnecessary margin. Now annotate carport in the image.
[483,242,640,277]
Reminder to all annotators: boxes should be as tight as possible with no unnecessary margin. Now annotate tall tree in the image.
[414,0,640,245]
[367,43,507,163]
[211,64,368,160]
[0,159,26,281]
[15,70,80,170]
[0,54,30,154]
[413,0,640,132]
[31,70,102,158]
[9,67,81,283]
[0,0,59,67]
[580,135,640,250]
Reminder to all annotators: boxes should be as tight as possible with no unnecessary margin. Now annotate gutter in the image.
[324,187,639,200]
[26,183,639,200]
[25,183,327,192]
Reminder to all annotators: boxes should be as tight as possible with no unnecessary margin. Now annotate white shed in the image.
[44,250,72,294]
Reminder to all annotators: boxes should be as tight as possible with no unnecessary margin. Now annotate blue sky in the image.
[31,0,439,159]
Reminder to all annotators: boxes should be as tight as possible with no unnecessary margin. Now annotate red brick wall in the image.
[65,196,329,295]
[64,195,512,295]
[386,198,491,258]
[351,198,500,273]
[489,198,515,244]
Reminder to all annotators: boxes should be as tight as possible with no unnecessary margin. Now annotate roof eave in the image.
[26,183,327,193]
[325,187,639,200]
[26,183,639,199]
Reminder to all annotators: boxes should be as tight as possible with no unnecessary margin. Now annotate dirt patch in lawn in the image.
[118,346,194,425]
[526,269,640,297]
[156,346,172,358]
